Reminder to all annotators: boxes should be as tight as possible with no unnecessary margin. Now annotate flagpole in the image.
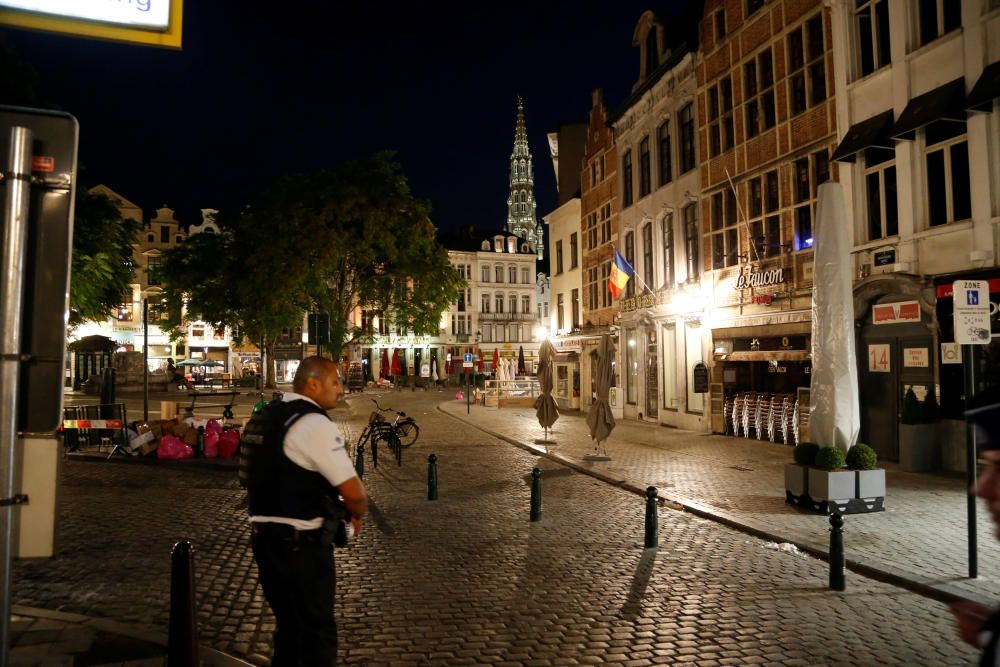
[611,243,656,296]
[724,167,760,263]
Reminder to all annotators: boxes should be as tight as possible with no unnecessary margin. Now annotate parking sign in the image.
[953,280,991,344]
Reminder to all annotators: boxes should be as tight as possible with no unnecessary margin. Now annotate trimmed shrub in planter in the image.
[848,443,885,500]
[846,443,877,470]
[786,443,820,499]
[809,447,854,507]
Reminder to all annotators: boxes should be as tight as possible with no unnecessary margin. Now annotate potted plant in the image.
[899,387,939,472]
[807,446,855,512]
[785,442,818,505]
[847,443,885,510]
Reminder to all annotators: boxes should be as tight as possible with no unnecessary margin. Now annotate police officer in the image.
[951,388,1000,665]
[241,355,368,666]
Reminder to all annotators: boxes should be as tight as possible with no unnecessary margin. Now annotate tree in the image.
[157,209,306,388]
[254,152,464,354]
[69,190,139,327]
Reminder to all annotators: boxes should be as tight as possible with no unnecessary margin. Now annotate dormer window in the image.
[507,237,516,253]
[494,236,504,252]
[645,26,658,77]
[481,240,491,251]
[521,243,530,254]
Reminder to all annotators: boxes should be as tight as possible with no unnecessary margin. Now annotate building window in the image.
[586,266,599,311]
[710,189,740,269]
[679,104,696,173]
[600,203,612,244]
[481,294,491,313]
[586,211,598,250]
[625,328,638,404]
[522,295,530,314]
[746,0,764,17]
[642,222,654,289]
[622,149,634,207]
[557,293,565,331]
[863,147,898,240]
[600,155,605,180]
[117,304,134,322]
[639,136,651,197]
[657,120,672,185]
[662,213,675,289]
[457,290,466,312]
[521,267,529,284]
[496,266,504,283]
[601,261,613,308]
[556,240,564,274]
[160,225,169,243]
[707,77,734,156]
[683,203,699,282]
[662,324,678,410]
[788,14,826,116]
[481,265,491,282]
[625,231,636,298]
[495,294,504,313]
[146,256,162,286]
[509,294,518,314]
[855,0,891,78]
[482,324,492,343]
[715,7,726,41]
[747,170,782,259]
[569,232,579,269]
[645,27,658,76]
[509,266,517,283]
[924,119,971,227]
[590,160,597,188]
[146,233,155,243]
[793,150,830,250]
[917,0,961,47]
[191,323,204,338]
[744,48,776,138]
[571,289,580,329]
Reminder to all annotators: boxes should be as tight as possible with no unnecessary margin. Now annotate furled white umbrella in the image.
[810,182,860,453]
[534,339,559,444]
[585,333,617,460]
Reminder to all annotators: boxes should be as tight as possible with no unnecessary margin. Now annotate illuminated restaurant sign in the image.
[735,266,786,290]
[0,0,182,48]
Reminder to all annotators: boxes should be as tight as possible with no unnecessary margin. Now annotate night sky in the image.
[3,1,696,237]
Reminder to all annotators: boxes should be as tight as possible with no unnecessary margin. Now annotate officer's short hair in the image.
[293,356,339,393]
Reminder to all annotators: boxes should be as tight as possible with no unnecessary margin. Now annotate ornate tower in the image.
[506,97,544,259]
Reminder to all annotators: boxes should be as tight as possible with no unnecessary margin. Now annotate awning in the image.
[967,60,1000,113]
[716,350,810,362]
[831,110,894,162]
[554,352,578,362]
[891,78,966,140]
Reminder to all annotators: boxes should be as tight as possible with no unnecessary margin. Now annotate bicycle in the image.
[370,398,420,449]
[352,398,420,474]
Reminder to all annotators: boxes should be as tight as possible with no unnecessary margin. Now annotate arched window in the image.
[481,293,490,313]
[495,265,504,282]
[509,294,517,313]
[481,264,491,282]
[508,265,517,282]
[481,240,491,251]
[495,294,504,313]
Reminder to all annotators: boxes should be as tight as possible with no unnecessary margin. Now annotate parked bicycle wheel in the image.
[396,419,420,448]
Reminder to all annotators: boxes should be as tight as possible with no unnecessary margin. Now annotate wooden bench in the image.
[184,391,239,420]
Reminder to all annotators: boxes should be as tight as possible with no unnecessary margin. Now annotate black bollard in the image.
[427,454,438,501]
[644,486,659,549]
[355,442,365,479]
[168,540,200,667]
[530,468,541,522]
[195,426,205,458]
[371,436,379,468]
[829,512,846,591]
[395,433,402,467]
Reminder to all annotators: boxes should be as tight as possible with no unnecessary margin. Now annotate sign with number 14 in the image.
[868,344,890,373]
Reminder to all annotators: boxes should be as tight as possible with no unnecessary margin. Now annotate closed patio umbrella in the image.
[585,333,616,460]
[380,349,390,379]
[492,348,499,373]
[517,346,526,376]
[534,339,559,444]
[391,349,401,377]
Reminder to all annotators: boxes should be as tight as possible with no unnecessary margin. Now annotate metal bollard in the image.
[644,486,659,549]
[355,442,365,479]
[427,454,438,501]
[829,512,846,591]
[395,434,402,467]
[530,468,541,522]
[168,540,200,667]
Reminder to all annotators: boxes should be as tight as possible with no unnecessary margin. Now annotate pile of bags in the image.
[126,416,242,460]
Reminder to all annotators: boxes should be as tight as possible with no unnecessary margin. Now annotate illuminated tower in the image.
[506,96,543,259]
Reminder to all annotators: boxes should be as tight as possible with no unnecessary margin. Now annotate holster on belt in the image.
[321,495,349,548]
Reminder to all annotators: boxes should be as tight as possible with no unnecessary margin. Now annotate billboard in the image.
[0,0,182,48]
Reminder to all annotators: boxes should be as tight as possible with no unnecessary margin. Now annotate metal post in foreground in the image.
[168,540,200,667]
[143,297,149,422]
[829,513,846,591]
[427,454,438,501]
[0,124,33,667]
[395,434,402,467]
[355,442,365,479]
[644,486,658,549]
[530,468,541,522]
[963,344,978,579]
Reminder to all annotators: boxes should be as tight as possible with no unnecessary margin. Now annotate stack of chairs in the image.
[753,393,771,440]
[723,395,735,436]
[740,392,757,439]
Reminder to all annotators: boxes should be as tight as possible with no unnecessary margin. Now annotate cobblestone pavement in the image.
[439,397,1000,605]
[14,390,979,665]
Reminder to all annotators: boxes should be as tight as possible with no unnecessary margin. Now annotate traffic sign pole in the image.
[964,343,978,579]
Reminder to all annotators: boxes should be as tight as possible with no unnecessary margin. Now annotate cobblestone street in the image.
[14,391,980,665]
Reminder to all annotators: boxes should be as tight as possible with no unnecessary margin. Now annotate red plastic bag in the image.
[218,430,240,458]
[206,419,223,435]
[158,434,194,460]
[203,430,220,458]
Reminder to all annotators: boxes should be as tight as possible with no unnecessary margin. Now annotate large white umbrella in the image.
[585,333,617,459]
[534,339,559,444]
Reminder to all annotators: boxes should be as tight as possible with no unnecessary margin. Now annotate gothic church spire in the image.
[506,96,543,259]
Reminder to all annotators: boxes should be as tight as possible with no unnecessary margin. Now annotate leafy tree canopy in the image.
[69,190,139,326]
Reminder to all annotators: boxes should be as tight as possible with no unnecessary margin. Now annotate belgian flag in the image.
[608,249,634,300]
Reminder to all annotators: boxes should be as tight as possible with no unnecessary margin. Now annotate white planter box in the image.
[808,468,855,503]
[784,463,809,496]
[856,469,885,499]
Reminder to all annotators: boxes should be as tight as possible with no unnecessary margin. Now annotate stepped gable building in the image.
[611,9,705,430]
[697,0,837,437]
[506,97,545,260]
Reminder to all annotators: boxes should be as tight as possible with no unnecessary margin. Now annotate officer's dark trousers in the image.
[251,525,337,666]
